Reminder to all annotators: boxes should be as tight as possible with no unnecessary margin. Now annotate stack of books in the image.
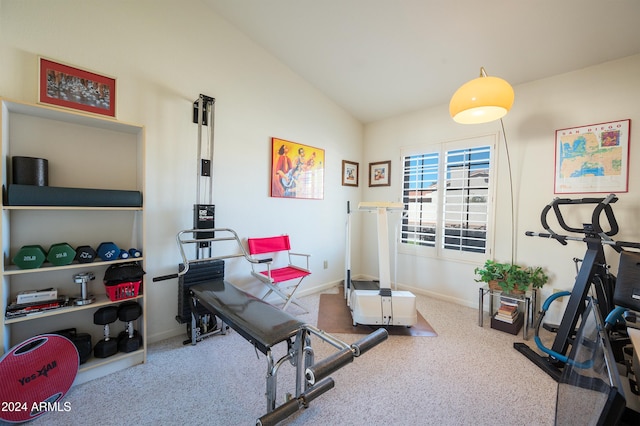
[490,296,524,335]
[5,296,68,319]
[494,296,519,323]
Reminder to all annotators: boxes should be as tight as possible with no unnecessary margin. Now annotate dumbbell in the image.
[128,248,142,258]
[12,245,47,269]
[97,242,120,261]
[75,245,97,263]
[93,306,119,358]
[73,271,96,306]
[117,301,143,353]
[47,242,76,266]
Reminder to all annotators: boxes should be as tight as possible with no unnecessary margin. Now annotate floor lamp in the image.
[449,67,516,263]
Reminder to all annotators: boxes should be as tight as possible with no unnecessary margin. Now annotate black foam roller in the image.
[256,398,299,426]
[301,377,335,405]
[351,328,388,356]
[305,348,353,385]
[7,184,142,207]
[255,378,335,426]
[12,156,48,186]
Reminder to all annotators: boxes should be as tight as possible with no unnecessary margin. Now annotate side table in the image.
[478,286,537,339]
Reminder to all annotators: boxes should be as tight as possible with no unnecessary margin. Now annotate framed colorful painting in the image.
[554,119,630,194]
[271,137,325,199]
[38,56,117,118]
[342,160,359,187]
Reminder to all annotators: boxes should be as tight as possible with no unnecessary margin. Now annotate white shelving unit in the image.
[1,98,146,385]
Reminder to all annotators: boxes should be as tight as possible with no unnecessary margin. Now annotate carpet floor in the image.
[27,288,557,426]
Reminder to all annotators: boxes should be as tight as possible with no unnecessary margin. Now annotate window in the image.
[400,135,495,259]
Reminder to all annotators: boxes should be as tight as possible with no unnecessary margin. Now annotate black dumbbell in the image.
[93,306,119,358]
[117,301,143,353]
[75,245,97,263]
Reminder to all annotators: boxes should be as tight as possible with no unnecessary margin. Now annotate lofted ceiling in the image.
[204,0,640,123]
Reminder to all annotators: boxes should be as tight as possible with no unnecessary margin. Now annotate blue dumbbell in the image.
[128,248,142,258]
[97,242,120,261]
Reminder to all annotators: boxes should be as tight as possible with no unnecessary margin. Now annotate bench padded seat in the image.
[190,279,305,354]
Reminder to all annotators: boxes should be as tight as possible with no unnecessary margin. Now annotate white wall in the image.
[2,0,639,341]
[0,0,364,342]
[363,55,640,321]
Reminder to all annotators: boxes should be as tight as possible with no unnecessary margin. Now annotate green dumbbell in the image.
[13,245,47,269]
[47,243,76,266]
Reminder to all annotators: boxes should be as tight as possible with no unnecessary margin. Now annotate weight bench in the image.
[189,278,387,425]
[155,228,388,425]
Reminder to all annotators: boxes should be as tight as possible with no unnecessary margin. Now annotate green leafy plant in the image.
[474,259,508,284]
[504,264,528,293]
[474,260,549,293]
[526,266,549,289]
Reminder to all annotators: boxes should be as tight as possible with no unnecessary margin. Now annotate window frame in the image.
[398,134,498,262]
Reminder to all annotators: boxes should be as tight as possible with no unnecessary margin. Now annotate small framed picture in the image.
[342,160,359,187]
[38,56,116,118]
[369,160,391,187]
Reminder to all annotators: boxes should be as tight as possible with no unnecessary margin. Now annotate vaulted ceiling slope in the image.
[204,0,640,123]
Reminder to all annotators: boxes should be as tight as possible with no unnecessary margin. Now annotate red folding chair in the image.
[247,235,311,312]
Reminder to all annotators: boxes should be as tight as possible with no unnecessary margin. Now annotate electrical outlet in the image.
[323,260,328,269]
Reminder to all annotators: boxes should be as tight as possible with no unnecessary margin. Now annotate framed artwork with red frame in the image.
[38,56,116,118]
[271,137,325,199]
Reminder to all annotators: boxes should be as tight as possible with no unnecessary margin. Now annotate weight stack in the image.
[176,260,224,324]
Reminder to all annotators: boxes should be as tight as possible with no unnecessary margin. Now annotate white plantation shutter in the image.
[400,135,495,259]
[401,152,439,247]
[442,146,491,253]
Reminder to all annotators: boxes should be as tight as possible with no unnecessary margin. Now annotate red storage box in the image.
[105,280,141,301]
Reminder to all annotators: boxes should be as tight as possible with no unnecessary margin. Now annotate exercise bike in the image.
[516,195,640,376]
[518,194,640,423]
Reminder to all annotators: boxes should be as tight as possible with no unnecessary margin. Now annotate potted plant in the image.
[504,264,529,293]
[526,266,549,289]
[475,260,549,293]
[474,260,509,291]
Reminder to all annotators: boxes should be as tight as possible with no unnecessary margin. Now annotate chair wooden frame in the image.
[247,235,311,312]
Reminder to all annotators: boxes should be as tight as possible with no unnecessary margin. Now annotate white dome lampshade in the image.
[449,67,514,124]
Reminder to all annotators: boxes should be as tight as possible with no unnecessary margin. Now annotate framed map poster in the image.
[554,119,630,194]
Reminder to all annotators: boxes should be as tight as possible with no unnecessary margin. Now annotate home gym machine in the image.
[515,194,640,381]
[151,98,390,424]
[344,201,417,327]
[167,226,389,425]
[153,94,223,344]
